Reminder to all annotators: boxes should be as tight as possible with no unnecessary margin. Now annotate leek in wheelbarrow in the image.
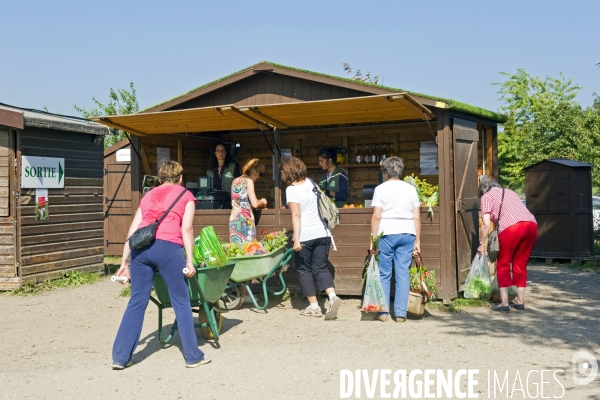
[194,226,228,268]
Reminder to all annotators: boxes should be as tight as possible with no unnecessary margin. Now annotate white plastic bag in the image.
[464,254,492,300]
[361,255,389,313]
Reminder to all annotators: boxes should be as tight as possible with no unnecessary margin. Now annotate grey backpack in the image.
[308,178,340,230]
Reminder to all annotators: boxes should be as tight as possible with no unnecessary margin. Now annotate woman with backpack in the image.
[279,156,341,320]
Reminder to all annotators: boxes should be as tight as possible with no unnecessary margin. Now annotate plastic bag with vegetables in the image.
[463,254,492,300]
[361,254,389,313]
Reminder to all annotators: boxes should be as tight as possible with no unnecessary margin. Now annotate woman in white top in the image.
[280,156,341,320]
[370,157,421,323]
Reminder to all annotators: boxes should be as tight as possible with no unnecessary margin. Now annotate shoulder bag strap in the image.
[307,178,327,231]
[156,188,188,225]
[496,189,505,231]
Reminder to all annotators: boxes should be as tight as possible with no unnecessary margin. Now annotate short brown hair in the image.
[158,160,183,184]
[242,158,266,176]
[279,156,307,185]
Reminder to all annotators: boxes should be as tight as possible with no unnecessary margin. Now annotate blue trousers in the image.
[378,234,415,318]
[112,239,204,366]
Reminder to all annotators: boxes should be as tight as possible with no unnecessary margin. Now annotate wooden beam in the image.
[177,139,183,165]
[223,106,269,130]
[98,118,147,137]
[140,145,151,175]
[239,107,288,129]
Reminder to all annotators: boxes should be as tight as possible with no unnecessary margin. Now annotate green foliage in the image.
[342,62,380,84]
[260,229,289,253]
[495,69,600,192]
[73,82,139,148]
[428,298,490,313]
[11,271,103,296]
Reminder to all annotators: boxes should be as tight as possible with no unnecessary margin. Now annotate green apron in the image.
[207,163,236,193]
[318,167,348,208]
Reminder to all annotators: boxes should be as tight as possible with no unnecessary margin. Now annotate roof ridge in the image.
[141,61,507,123]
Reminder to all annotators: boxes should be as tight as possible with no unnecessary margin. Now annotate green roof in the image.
[143,61,507,123]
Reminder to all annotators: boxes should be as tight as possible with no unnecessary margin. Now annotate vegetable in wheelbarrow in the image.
[194,226,228,268]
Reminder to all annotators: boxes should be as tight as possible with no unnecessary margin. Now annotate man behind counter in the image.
[207,142,241,192]
[317,147,349,208]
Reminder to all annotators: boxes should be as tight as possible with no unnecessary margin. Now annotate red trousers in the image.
[497,222,538,287]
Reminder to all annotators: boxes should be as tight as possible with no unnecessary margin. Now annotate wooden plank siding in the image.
[0,129,11,217]
[0,128,16,281]
[18,128,104,281]
[171,73,373,110]
[192,208,439,296]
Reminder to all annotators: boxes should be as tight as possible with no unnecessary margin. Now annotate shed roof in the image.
[143,61,507,123]
[0,103,109,136]
[524,159,593,170]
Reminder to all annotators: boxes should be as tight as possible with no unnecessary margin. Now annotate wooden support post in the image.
[177,139,183,166]
[274,128,282,228]
[140,145,151,176]
[391,133,399,154]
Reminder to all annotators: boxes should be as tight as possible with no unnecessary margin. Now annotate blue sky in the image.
[1,1,599,116]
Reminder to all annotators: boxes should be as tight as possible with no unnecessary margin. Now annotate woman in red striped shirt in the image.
[477,179,537,312]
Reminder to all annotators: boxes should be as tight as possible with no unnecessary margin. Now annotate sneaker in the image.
[395,317,406,323]
[186,355,211,368]
[112,360,133,370]
[324,296,341,321]
[376,314,389,322]
[300,305,322,317]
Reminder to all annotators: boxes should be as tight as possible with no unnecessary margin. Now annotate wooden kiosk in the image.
[0,104,107,289]
[95,62,506,301]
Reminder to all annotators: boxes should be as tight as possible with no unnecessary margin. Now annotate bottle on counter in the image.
[355,144,362,164]
[363,144,371,164]
[387,143,397,157]
[380,143,387,161]
[370,144,378,163]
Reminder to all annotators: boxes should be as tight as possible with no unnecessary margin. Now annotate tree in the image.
[74,82,139,148]
[496,69,600,193]
[342,63,380,84]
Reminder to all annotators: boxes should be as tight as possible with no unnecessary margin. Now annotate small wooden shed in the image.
[525,159,594,259]
[0,104,108,289]
[94,62,507,301]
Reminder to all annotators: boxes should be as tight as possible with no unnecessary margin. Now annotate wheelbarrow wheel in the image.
[198,306,222,340]
[216,282,244,311]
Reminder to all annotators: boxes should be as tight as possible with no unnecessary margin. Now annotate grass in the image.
[563,259,600,274]
[11,270,105,296]
[10,256,124,296]
[428,297,491,313]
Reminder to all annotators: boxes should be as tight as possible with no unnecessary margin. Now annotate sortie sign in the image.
[21,156,65,188]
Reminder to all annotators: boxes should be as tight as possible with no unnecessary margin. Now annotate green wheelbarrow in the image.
[219,247,294,311]
[150,261,236,343]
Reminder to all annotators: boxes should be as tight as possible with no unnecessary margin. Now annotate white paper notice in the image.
[157,147,171,169]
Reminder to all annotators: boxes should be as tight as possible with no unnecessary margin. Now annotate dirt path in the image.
[1,263,599,399]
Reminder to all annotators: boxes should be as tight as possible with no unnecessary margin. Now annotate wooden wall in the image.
[171,73,373,111]
[223,123,440,205]
[0,128,16,287]
[18,128,104,283]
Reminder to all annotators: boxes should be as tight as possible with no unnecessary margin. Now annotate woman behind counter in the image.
[229,158,267,243]
[207,142,240,192]
[317,147,349,208]
[370,157,421,323]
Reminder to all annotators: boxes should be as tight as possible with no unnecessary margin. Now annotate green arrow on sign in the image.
[58,162,64,184]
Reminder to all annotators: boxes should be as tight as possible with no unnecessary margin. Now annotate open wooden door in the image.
[453,118,480,290]
[104,142,132,256]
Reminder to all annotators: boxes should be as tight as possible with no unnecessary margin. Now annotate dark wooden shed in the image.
[525,159,594,259]
[0,104,108,289]
[94,61,507,301]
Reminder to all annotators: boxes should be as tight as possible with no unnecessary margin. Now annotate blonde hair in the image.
[158,161,183,184]
[242,158,266,176]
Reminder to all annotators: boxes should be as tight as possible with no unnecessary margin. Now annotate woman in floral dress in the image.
[229,158,267,243]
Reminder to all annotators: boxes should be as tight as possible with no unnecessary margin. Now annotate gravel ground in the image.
[1,263,599,399]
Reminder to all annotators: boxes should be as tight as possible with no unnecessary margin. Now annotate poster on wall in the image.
[35,189,49,221]
[156,147,170,169]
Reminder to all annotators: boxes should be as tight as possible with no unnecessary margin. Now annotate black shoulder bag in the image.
[128,188,187,251]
